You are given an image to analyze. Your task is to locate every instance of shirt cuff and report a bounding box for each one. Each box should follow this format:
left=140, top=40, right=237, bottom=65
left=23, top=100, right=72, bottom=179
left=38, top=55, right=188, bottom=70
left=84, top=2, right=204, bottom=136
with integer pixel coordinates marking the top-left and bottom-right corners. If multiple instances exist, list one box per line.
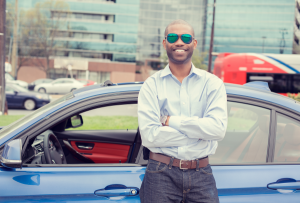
left=169, top=116, right=182, bottom=131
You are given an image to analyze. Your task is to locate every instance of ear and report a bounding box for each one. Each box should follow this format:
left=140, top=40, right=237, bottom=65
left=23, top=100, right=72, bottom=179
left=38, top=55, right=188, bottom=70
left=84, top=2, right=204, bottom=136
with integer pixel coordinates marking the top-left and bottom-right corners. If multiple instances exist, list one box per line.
left=163, top=39, right=167, bottom=50
left=193, top=39, right=198, bottom=50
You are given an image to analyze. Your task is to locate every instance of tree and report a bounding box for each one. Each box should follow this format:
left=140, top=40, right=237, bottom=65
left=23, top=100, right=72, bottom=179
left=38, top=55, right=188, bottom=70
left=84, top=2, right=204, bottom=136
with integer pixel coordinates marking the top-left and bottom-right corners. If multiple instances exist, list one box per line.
left=21, top=0, right=70, bottom=75
left=5, top=2, right=30, bottom=78
left=160, top=49, right=207, bottom=70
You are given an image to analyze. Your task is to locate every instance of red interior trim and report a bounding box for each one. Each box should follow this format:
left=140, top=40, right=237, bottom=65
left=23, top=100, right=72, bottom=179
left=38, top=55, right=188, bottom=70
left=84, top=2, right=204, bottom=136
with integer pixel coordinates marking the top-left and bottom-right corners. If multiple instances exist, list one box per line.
left=70, top=141, right=130, bottom=163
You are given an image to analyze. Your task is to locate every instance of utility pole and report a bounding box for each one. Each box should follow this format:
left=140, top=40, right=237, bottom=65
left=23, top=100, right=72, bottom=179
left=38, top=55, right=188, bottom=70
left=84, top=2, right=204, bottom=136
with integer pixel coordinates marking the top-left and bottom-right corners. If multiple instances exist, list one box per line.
left=11, top=0, right=18, bottom=78
left=208, top=0, right=216, bottom=73
left=0, top=0, right=6, bottom=115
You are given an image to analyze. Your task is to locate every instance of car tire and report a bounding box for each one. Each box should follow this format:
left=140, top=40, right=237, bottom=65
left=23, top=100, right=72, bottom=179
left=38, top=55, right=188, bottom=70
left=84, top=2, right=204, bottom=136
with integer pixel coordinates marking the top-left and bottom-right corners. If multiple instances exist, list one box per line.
left=38, top=88, right=46, bottom=93
left=24, top=99, right=36, bottom=110
left=70, top=88, right=76, bottom=92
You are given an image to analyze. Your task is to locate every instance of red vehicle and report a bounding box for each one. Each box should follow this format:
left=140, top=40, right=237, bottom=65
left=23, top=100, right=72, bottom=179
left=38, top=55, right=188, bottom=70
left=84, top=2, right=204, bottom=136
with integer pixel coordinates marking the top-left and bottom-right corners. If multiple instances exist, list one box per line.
left=76, top=79, right=97, bottom=86
left=213, top=53, right=300, bottom=95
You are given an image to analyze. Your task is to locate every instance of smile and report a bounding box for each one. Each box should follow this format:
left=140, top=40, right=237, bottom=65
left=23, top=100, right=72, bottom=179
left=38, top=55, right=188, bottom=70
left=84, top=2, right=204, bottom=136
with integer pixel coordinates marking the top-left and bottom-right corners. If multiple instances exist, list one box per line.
left=175, top=49, right=186, bottom=53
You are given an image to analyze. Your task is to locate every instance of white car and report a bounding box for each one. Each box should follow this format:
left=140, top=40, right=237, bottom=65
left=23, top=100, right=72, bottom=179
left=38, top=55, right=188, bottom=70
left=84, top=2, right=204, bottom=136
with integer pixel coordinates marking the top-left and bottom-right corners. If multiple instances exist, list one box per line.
left=5, top=72, right=28, bottom=89
left=34, top=78, right=85, bottom=94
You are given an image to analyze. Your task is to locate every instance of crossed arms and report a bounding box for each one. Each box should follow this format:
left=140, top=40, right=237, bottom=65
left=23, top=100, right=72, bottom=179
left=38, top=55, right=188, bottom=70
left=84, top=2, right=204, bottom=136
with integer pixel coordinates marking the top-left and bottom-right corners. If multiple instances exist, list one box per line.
left=138, top=78, right=228, bottom=149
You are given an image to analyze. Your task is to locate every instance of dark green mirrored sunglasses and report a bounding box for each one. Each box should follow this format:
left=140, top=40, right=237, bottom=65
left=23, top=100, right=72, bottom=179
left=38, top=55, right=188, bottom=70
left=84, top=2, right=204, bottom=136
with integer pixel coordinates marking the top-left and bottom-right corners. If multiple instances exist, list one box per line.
left=166, top=33, right=194, bottom=44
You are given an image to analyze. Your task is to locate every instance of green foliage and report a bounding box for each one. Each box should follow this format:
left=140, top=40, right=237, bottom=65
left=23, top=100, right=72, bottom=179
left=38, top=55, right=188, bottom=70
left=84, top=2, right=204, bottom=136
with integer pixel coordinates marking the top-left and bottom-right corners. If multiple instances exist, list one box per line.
left=0, top=115, right=25, bottom=126
left=72, top=116, right=139, bottom=130
left=160, top=49, right=207, bottom=70
left=287, top=93, right=300, bottom=102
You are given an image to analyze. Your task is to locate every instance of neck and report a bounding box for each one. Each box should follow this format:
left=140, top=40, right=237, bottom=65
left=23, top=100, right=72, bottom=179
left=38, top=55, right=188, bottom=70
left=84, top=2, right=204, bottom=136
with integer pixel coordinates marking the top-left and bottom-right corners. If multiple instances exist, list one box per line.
left=168, top=60, right=192, bottom=83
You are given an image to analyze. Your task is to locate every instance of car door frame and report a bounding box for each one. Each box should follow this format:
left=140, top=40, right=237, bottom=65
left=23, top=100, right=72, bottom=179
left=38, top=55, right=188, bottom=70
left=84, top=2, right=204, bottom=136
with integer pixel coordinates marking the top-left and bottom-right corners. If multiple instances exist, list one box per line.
left=227, top=94, right=300, bottom=163
left=8, top=92, right=140, bottom=159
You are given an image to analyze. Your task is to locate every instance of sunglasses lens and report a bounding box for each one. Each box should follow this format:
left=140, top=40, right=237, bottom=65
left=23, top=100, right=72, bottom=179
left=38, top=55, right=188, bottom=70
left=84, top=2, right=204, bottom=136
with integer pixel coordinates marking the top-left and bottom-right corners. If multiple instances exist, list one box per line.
left=181, top=34, right=193, bottom=44
left=167, top=33, right=178, bottom=43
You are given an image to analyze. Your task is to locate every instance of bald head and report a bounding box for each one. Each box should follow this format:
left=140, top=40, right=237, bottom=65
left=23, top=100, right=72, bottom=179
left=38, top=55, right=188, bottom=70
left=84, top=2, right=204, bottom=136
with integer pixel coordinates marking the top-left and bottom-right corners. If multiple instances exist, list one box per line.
left=164, top=19, right=194, bottom=37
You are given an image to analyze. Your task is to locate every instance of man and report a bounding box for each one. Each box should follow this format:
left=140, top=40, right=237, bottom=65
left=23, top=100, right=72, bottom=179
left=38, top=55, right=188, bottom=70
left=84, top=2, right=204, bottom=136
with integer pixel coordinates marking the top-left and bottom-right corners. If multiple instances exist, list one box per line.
left=138, top=19, right=227, bottom=203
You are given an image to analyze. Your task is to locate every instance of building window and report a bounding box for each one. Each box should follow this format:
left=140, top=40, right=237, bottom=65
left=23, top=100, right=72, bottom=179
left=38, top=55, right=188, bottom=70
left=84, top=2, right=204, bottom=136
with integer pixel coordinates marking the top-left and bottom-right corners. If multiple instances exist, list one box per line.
left=51, top=11, right=115, bottom=23
left=89, top=71, right=110, bottom=84
left=54, top=50, right=113, bottom=60
left=52, top=31, right=113, bottom=42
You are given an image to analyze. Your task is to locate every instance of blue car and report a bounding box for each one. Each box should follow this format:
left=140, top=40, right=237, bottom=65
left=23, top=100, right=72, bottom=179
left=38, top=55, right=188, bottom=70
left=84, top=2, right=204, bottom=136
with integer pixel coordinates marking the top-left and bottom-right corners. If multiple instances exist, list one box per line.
left=0, top=81, right=300, bottom=202
left=5, top=83, right=51, bottom=110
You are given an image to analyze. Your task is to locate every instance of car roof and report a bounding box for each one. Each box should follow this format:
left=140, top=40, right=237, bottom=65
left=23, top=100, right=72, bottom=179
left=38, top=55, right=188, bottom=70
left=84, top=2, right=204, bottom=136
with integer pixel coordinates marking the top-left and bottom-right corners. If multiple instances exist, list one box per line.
left=72, top=81, right=300, bottom=113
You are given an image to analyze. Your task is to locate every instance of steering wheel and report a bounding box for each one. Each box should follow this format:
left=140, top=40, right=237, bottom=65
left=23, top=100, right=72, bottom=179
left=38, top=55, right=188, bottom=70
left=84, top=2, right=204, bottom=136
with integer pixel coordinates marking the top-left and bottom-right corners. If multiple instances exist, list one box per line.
left=43, top=131, right=67, bottom=164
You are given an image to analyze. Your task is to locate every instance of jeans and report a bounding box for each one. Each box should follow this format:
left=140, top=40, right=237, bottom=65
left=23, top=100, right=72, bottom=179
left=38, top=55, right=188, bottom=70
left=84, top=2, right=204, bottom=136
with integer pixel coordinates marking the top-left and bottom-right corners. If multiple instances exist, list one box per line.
left=140, top=158, right=219, bottom=203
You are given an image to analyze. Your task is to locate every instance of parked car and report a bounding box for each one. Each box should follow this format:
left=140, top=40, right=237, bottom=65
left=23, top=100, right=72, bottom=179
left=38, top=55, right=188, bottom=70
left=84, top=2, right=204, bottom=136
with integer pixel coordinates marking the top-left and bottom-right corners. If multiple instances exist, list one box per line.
left=77, top=79, right=97, bottom=86
left=5, top=83, right=50, bottom=110
left=28, top=78, right=53, bottom=91
left=1, top=81, right=300, bottom=202
left=34, top=78, right=85, bottom=94
left=5, top=72, right=28, bottom=89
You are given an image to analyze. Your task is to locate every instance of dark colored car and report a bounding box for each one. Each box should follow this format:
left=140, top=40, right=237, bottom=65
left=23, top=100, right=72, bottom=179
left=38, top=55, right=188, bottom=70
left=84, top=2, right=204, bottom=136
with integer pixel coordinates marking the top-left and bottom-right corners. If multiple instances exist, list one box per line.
left=28, top=78, right=53, bottom=91
left=5, top=83, right=51, bottom=110
left=0, top=81, right=300, bottom=202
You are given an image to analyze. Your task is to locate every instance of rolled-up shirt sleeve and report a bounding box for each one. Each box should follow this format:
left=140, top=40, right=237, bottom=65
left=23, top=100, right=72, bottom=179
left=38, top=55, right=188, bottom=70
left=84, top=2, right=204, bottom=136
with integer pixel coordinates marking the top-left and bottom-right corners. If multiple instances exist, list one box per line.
left=169, top=79, right=227, bottom=141
left=138, top=78, right=199, bottom=148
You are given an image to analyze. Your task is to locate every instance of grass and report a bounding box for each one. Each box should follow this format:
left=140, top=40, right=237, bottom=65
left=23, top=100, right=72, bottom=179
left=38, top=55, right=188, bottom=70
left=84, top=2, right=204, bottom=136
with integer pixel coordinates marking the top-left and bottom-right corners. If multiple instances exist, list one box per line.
left=0, top=115, right=25, bottom=127
left=0, top=115, right=138, bottom=130
left=227, top=117, right=256, bottom=131
left=70, top=116, right=139, bottom=130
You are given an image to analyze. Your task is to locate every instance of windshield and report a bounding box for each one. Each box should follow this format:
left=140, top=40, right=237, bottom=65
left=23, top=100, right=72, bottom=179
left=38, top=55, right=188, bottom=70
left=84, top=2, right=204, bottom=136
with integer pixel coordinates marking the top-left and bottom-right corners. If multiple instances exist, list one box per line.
left=11, top=84, right=29, bottom=92
left=0, top=92, right=74, bottom=140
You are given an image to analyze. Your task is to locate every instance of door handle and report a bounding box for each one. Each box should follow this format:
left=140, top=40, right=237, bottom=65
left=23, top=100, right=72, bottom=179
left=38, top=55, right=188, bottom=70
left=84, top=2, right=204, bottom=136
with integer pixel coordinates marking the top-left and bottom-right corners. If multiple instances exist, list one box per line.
left=94, top=184, right=139, bottom=197
left=78, top=145, right=93, bottom=150
left=267, top=178, right=300, bottom=191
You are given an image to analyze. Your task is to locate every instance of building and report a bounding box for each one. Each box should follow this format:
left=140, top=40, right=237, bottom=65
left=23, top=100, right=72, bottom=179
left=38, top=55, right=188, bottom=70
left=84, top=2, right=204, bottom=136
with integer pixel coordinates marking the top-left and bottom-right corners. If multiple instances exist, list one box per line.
left=6, top=0, right=140, bottom=83
left=137, top=0, right=207, bottom=71
left=205, top=0, right=298, bottom=58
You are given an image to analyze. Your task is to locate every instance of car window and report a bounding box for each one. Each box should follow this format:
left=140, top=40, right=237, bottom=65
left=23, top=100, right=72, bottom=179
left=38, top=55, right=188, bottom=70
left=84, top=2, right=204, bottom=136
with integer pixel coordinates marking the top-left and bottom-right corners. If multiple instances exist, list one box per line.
left=53, top=80, right=64, bottom=84
left=68, top=104, right=138, bottom=130
left=35, top=79, right=44, bottom=85
left=63, top=80, right=73, bottom=84
left=210, top=101, right=270, bottom=164
left=274, top=113, right=300, bottom=163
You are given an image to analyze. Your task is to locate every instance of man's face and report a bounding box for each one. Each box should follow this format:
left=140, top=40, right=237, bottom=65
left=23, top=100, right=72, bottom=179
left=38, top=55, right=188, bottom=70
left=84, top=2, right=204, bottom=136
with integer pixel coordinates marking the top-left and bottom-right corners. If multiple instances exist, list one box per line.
left=163, top=24, right=197, bottom=65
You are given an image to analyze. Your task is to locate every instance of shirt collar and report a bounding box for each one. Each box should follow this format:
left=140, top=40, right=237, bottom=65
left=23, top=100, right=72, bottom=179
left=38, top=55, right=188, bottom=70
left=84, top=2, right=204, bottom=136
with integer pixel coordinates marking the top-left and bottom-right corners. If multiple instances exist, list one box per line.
left=160, top=63, right=203, bottom=78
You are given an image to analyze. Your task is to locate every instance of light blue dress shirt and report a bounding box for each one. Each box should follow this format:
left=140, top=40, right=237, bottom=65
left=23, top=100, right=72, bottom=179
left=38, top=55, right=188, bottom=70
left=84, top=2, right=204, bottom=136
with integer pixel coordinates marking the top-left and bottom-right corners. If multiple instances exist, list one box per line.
left=138, top=64, right=228, bottom=160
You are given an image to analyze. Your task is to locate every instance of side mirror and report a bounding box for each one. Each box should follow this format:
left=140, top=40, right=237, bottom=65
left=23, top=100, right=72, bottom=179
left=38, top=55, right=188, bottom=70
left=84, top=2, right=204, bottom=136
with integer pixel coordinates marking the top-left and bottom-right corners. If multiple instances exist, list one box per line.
left=14, top=90, right=18, bottom=95
left=66, top=115, right=83, bottom=129
left=0, top=139, right=22, bottom=168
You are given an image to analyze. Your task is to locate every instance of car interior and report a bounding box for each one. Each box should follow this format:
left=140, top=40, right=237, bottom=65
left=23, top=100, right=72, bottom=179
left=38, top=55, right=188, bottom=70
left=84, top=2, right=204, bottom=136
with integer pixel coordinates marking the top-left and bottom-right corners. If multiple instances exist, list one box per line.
left=21, top=103, right=144, bottom=166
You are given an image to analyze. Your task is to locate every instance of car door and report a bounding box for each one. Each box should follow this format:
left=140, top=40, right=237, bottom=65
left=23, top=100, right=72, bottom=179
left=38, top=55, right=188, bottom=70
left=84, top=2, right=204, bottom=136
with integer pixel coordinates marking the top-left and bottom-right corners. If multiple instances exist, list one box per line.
left=210, top=96, right=300, bottom=202
left=0, top=93, right=144, bottom=202
left=59, top=79, right=74, bottom=94
left=55, top=104, right=139, bottom=164
left=5, top=86, right=16, bottom=107
left=48, top=80, right=64, bottom=94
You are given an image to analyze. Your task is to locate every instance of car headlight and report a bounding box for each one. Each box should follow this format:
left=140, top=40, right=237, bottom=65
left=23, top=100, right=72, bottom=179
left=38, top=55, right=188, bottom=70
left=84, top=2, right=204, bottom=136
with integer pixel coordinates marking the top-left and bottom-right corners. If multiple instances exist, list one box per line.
left=35, top=95, right=42, bottom=99
left=35, top=94, right=49, bottom=100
